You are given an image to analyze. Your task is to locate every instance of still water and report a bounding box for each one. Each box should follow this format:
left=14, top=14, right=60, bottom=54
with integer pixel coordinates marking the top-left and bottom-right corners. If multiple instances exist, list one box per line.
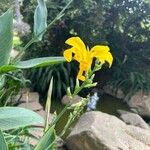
left=50, top=94, right=129, bottom=136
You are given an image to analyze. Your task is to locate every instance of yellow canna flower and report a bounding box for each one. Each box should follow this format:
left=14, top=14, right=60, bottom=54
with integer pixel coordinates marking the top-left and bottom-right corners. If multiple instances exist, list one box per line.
left=63, top=37, right=113, bottom=81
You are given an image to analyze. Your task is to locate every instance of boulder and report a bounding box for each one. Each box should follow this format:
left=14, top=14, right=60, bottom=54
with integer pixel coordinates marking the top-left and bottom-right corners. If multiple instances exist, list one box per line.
left=66, top=111, right=150, bottom=150
left=61, top=95, right=82, bottom=105
left=18, top=101, right=43, bottom=111
left=103, top=85, right=125, bottom=99
left=12, top=88, right=39, bottom=103
left=117, top=109, right=149, bottom=129
left=128, top=91, right=150, bottom=118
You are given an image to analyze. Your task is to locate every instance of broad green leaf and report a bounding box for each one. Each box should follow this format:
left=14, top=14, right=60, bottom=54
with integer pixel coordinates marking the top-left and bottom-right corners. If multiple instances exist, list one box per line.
left=0, top=107, right=44, bottom=131
left=0, top=130, right=8, bottom=150
left=34, top=126, right=56, bottom=150
left=0, top=57, right=65, bottom=73
left=34, top=0, right=47, bottom=41
left=0, top=9, right=13, bottom=66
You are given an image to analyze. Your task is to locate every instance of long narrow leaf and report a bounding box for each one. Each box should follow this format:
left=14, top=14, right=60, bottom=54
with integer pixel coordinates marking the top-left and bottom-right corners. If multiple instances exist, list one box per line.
left=34, top=126, right=56, bottom=150
left=0, top=57, right=65, bottom=73
left=44, top=77, right=53, bottom=132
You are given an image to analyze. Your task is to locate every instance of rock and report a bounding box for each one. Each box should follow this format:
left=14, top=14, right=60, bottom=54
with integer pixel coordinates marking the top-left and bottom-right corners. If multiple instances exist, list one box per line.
left=56, top=137, right=66, bottom=150
left=66, top=111, right=150, bottom=150
left=61, top=95, right=82, bottom=105
left=18, top=101, right=43, bottom=111
left=117, top=109, right=149, bottom=129
left=128, top=90, right=150, bottom=118
left=12, top=88, right=39, bottom=104
left=19, top=92, right=40, bottom=103
left=29, top=128, right=43, bottom=146
left=103, top=85, right=125, bottom=99
left=117, top=109, right=129, bottom=115
left=130, top=108, right=139, bottom=114
left=37, top=110, right=54, bottom=122
left=21, top=88, right=31, bottom=93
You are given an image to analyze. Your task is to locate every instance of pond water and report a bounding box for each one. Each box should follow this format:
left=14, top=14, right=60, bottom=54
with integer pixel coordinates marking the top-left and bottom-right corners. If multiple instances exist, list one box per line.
left=50, top=94, right=130, bottom=136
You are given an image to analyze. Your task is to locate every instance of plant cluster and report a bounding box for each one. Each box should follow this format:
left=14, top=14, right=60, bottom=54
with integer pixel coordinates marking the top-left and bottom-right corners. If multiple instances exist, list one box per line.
left=19, top=0, right=150, bottom=99
left=0, top=0, right=113, bottom=149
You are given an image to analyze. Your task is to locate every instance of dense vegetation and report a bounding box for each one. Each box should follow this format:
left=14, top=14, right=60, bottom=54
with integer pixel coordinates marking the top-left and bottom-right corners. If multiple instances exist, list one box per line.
left=0, top=0, right=149, bottom=149
left=20, top=0, right=150, bottom=99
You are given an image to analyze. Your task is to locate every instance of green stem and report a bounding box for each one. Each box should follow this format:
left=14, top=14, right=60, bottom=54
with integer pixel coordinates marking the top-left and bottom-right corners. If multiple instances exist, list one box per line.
left=72, top=81, right=87, bottom=97
left=59, top=114, right=73, bottom=137
left=72, top=68, right=96, bottom=96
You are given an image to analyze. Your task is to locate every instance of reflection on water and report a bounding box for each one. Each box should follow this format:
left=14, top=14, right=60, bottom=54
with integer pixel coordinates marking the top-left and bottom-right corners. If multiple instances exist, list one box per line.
left=87, top=92, right=99, bottom=111
left=50, top=94, right=129, bottom=136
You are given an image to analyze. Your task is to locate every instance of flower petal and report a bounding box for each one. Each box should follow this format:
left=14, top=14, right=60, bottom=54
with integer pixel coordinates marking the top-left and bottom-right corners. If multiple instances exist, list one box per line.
left=91, top=45, right=113, bottom=67
left=63, top=48, right=73, bottom=62
left=65, top=37, right=87, bottom=60
left=63, top=47, right=83, bottom=62
left=65, top=37, right=86, bottom=50
left=77, top=67, right=86, bottom=81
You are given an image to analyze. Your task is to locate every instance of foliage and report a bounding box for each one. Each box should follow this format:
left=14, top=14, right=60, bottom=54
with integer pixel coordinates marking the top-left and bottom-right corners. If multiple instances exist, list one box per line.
left=0, top=9, right=13, bottom=66
left=0, top=70, right=29, bottom=106
left=0, top=1, right=75, bottom=149
left=109, top=59, right=150, bottom=99
left=20, top=0, right=76, bottom=100
left=26, top=62, right=78, bottom=100
left=21, top=0, right=150, bottom=99
left=0, top=107, right=44, bottom=131
left=0, top=0, right=115, bottom=149
left=0, top=0, right=13, bottom=15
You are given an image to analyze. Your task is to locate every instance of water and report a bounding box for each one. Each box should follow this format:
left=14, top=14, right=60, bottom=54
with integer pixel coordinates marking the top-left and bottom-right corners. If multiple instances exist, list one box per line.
left=87, top=92, right=99, bottom=111
left=50, top=94, right=129, bottom=136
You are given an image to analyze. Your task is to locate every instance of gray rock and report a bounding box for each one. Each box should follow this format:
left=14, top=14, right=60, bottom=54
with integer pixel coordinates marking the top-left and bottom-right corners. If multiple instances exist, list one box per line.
left=66, top=111, right=150, bottom=150
left=118, top=110, right=149, bottom=129
left=18, top=101, right=43, bottom=111
left=12, top=90, right=40, bottom=103
left=128, top=90, right=150, bottom=118
left=117, top=109, right=129, bottom=115
left=61, top=95, right=82, bottom=105
left=20, top=92, right=40, bottom=103
left=103, top=85, right=125, bottom=99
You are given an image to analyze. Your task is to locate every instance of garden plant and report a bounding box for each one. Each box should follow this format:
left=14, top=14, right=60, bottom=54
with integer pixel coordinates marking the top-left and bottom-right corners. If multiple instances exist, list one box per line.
left=0, top=0, right=113, bottom=149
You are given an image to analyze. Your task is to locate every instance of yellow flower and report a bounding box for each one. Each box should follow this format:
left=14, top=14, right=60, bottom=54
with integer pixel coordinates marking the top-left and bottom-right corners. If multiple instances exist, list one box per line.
left=63, top=37, right=113, bottom=81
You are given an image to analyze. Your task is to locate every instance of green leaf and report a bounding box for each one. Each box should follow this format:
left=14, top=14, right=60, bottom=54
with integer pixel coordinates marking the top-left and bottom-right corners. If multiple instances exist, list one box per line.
left=0, top=130, right=8, bottom=150
left=0, top=9, right=13, bottom=66
left=34, top=0, right=47, bottom=41
left=0, top=107, right=44, bottom=131
left=0, top=57, right=66, bottom=73
left=34, top=126, right=56, bottom=150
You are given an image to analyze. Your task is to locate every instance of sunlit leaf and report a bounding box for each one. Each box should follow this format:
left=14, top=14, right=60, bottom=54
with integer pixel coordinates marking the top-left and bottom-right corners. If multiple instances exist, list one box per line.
left=0, top=9, right=13, bottom=66
left=0, top=107, right=44, bottom=131
left=34, top=0, right=47, bottom=41
left=0, top=57, right=65, bottom=73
